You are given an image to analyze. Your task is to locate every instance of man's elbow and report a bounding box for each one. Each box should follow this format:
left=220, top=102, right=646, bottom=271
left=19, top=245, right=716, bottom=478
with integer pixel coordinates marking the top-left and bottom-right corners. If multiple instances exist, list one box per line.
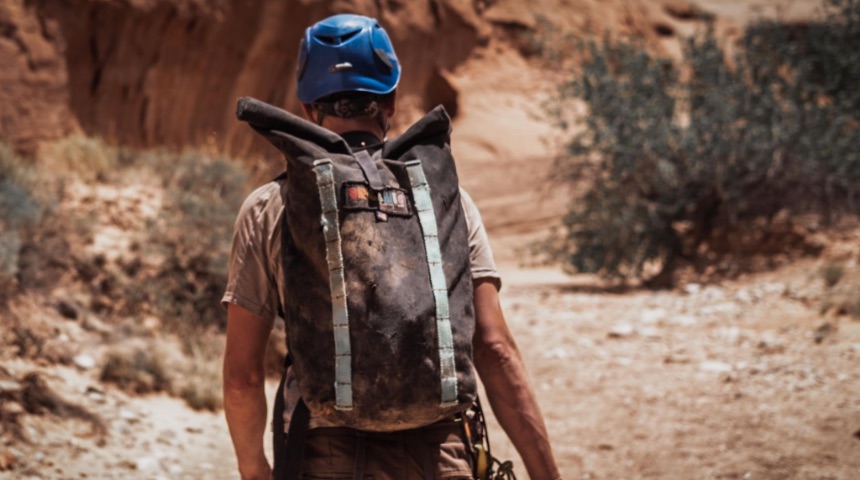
left=474, top=336, right=520, bottom=371
left=223, top=363, right=266, bottom=393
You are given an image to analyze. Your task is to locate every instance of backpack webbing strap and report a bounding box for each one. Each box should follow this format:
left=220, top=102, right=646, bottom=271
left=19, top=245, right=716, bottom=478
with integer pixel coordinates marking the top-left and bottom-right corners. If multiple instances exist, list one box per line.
left=405, top=160, right=458, bottom=406
left=313, top=159, right=353, bottom=410
left=354, top=149, right=386, bottom=191
left=283, top=398, right=311, bottom=480
left=272, top=366, right=288, bottom=479
left=273, top=356, right=306, bottom=480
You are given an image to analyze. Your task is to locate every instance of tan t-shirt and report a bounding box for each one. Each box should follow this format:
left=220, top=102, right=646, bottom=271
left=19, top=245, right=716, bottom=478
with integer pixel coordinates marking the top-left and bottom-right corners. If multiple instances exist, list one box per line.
left=221, top=177, right=500, bottom=429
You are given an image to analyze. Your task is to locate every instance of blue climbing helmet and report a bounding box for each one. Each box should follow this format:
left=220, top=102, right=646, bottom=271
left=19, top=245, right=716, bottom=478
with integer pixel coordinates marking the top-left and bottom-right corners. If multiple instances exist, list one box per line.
left=296, top=14, right=401, bottom=104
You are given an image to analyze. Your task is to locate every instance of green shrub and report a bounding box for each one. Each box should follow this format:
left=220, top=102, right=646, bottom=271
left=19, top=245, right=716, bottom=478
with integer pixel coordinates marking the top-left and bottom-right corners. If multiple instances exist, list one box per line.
left=821, top=263, right=845, bottom=287
left=126, top=150, right=248, bottom=332
left=100, top=346, right=171, bottom=394
left=179, top=354, right=223, bottom=411
left=544, top=0, right=860, bottom=286
left=40, top=135, right=117, bottom=182
left=0, top=145, right=41, bottom=302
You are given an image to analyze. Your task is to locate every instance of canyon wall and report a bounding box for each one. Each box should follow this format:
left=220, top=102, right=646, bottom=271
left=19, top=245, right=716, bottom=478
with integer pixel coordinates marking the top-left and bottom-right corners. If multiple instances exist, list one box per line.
left=1, top=0, right=494, bottom=157
left=0, top=0, right=747, bottom=158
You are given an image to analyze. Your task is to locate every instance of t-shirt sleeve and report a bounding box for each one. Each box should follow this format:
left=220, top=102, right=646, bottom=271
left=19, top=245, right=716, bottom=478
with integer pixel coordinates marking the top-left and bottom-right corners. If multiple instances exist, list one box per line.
left=221, top=182, right=283, bottom=326
left=459, top=188, right=502, bottom=290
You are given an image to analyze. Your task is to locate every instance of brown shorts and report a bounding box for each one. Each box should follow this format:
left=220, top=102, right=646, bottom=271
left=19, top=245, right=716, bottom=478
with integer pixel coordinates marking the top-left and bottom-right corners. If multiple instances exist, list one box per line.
left=299, top=420, right=475, bottom=480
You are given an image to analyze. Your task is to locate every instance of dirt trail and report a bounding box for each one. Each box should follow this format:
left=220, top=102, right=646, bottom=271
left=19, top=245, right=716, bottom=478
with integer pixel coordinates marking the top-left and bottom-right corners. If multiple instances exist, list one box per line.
left=5, top=253, right=858, bottom=479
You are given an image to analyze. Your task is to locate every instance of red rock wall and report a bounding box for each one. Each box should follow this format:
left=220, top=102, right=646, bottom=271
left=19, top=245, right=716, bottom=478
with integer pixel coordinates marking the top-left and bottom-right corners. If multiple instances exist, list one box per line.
left=1, top=0, right=488, bottom=157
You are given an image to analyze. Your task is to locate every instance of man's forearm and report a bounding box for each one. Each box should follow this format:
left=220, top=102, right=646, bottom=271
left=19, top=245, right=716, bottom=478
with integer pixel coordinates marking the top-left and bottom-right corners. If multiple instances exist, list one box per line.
left=476, top=340, right=562, bottom=480
left=472, top=280, right=562, bottom=480
left=223, top=380, right=270, bottom=479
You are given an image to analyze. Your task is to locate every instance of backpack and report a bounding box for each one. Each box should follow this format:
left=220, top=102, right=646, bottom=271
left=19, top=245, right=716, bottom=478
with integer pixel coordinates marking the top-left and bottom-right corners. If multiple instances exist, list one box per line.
left=236, top=97, right=477, bottom=431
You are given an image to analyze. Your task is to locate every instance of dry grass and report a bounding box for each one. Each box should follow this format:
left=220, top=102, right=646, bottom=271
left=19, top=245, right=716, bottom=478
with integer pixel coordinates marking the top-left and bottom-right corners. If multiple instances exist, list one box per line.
left=100, top=343, right=171, bottom=394
left=38, top=135, right=117, bottom=183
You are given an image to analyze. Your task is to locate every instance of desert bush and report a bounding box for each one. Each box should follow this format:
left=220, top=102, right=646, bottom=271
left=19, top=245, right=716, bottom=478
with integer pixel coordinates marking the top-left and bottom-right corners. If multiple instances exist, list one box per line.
left=123, top=149, right=248, bottom=332
left=179, top=354, right=223, bottom=411
left=0, top=145, right=41, bottom=303
left=544, top=0, right=860, bottom=286
left=100, top=345, right=171, bottom=394
left=39, top=135, right=117, bottom=183
left=820, top=263, right=845, bottom=287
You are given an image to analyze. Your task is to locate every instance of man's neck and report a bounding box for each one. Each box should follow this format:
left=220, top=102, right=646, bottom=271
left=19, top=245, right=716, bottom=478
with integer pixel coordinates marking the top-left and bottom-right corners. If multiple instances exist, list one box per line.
left=341, top=131, right=383, bottom=150
left=322, top=116, right=385, bottom=141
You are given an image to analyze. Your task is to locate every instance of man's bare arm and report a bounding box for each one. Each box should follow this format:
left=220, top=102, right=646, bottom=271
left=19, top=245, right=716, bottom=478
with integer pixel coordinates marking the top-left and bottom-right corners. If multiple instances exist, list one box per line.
left=472, top=279, right=563, bottom=480
left=223, top=303, right=273, bottom=480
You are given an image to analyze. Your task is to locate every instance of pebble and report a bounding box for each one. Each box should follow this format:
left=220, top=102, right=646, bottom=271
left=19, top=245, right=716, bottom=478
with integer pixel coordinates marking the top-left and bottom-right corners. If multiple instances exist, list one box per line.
left=135, top=456, right=159, bottom=471
left=2, top=401, right=24, bottom=415
left=56, top=300, right=79, bottom=320
left=0, top=379, right=22, bottom=394
left=640, top=308, right=666, bottom=324
left=73, top=354, right=96, bottom=370
left=670, top=315, right=699, bottom=326
left=699, top=361, right=733, bottom=373
left=608, top=324, right=635, bottom=338
left=543, top=347, right=574, bottom=359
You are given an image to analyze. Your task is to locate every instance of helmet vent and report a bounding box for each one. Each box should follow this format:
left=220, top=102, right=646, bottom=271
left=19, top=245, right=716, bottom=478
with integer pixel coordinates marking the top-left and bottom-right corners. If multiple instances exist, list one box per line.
left=315, top=30, right=361, bottom=46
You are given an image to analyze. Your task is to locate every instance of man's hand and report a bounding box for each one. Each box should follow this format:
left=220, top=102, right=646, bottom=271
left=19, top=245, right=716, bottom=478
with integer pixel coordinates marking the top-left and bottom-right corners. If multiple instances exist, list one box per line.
left=223, top=303, right=274, bottom=480
left=472, top=278, right=564, bottom=480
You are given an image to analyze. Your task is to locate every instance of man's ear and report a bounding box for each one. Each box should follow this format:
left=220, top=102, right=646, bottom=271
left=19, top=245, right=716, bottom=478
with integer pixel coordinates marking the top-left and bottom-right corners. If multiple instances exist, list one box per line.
left=301, top=104, right=317, bottom=123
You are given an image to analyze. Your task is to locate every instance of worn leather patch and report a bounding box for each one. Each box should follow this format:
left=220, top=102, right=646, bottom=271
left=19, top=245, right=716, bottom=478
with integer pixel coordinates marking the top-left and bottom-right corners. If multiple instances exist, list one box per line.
left=342, top=182, right=412, bottom=217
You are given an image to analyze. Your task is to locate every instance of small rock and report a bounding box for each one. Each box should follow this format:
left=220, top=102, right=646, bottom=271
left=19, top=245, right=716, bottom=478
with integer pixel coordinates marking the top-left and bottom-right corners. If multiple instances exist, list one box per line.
left=684, top=283, right=701, bottom=295
left=1, top=401, right=24, bottom=415
left=608, top=324, right=635, bottom=338
left=814, top=323, right=835, bottom=344
left=119, top=410, right=141, bottom=423
left=664, top=355, right=691, bottom=364
left=0, top=379, right=22, bottom=394
left=701, top=303, right=737, bottom=315
left=185, top=426, right=203, bottom=434
left=134, top=457, right=158, bottom=471
left=73, top=354, right=96, bottom=370
left=640, top=308, right=666, bottom=324
left=670, top=315, right=699, bottom=326
left=640, top=327, right=662, bottom=339
left=543, top=347, right=573, bottom=359
left=854, top=428, right=860, bottom=441
left=56, top=300, right=79, bottom=320
left=757, top=339, right=785, bottom=354
left=736, top=289, right=754, bottom=303
left=699, top=361, right=733, bottom=373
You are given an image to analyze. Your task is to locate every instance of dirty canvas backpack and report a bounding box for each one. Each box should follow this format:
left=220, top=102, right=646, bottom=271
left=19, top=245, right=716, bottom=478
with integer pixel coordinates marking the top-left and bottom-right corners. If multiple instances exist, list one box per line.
left=236, top=97, right=477, bottom=433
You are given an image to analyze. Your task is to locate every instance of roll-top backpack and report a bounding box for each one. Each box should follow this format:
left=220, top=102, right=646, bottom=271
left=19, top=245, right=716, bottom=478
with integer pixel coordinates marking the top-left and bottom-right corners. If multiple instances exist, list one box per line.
left=235, top=97, right=477, bottom=433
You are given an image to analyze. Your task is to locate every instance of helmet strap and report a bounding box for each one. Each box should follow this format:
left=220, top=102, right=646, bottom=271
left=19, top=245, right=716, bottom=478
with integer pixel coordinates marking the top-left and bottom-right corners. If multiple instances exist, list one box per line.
left=376, top=111, right=390, bottom=138
left=315, top=110, right=326, bottom=127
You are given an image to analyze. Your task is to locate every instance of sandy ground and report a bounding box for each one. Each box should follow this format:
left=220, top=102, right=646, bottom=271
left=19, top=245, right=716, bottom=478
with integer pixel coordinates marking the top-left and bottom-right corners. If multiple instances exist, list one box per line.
left=3, top=252, right=859, bottom=479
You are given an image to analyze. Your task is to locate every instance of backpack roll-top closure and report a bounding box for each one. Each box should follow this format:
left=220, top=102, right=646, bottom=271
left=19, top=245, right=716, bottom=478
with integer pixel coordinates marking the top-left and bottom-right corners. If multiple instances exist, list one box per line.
left=237, top=97, right=477, bottom=431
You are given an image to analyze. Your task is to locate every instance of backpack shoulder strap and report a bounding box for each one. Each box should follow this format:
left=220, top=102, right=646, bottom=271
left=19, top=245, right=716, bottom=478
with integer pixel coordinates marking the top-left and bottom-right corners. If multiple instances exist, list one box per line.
left=272, top=355, right=312, bottom=480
